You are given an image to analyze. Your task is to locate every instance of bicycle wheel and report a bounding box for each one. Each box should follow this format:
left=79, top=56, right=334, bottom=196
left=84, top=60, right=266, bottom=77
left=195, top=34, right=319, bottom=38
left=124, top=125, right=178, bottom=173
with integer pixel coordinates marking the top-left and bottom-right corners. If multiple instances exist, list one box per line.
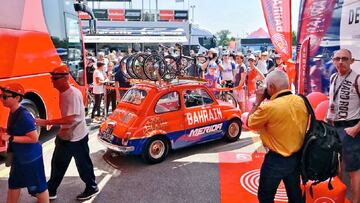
left=119, top=56, right=132, bottom=79
left=164, top=55, right=178, bottom=80
left=220, top=92, right=238, bottom=108
left=126, top=55, right=138, bottom=79
left=131, top=53, right=149, bottom=80
left=143, top=54, right=167, bottom=81
left=178, top=57, right=190, bottom=76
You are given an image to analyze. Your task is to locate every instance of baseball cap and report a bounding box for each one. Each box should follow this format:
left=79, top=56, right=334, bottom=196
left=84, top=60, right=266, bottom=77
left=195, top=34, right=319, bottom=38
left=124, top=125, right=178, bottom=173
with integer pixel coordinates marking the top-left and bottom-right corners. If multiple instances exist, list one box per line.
left=248, top=54, right=256, bottom=61
left=222, top=50, right=230, bottom=55
left=208, top=48, right=218, bottom=54
left=0, top=83, right=25, bottom=96
left=50, top=64, right=70, bottom=76
left=274, top=54, right=281, bottom=59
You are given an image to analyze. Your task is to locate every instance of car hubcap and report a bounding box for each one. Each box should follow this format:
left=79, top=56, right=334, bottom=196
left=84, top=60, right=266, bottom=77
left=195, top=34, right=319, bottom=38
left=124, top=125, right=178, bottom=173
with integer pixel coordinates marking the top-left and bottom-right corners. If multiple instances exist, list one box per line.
left=228, top=122, right=240, bottom=138
left=149, top=140, right=165, bottom=159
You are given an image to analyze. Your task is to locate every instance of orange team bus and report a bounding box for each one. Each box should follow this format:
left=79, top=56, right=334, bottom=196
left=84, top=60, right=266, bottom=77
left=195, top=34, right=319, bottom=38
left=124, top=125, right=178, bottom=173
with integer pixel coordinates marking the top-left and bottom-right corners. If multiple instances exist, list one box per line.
left=0, top=0, right=96, bottom=152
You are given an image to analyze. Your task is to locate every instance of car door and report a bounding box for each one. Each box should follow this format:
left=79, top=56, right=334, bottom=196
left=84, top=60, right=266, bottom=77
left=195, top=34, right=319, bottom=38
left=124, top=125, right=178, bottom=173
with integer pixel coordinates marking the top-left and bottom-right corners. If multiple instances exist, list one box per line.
left=182, top=88, right=226, bottom=145
left=151, top=91, right=186, bottom=150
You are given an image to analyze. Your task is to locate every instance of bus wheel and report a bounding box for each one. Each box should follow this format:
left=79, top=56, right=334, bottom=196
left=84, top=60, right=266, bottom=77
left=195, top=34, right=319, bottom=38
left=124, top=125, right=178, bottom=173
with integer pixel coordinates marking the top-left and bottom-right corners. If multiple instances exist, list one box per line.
left=21, top=99, right=41, bottom=135
left=142, top=136, right=169, bottom=164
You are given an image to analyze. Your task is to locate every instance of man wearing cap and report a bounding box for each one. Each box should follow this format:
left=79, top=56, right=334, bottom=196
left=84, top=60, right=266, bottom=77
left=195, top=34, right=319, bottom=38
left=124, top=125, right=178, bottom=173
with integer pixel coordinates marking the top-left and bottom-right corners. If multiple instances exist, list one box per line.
left=219, top=50, right=236, bottom=88
left=36, top=65, right=99, bottom=201
left=257, top=52, right=270, bottom=76
left=0, top=83, right=49, bottom=203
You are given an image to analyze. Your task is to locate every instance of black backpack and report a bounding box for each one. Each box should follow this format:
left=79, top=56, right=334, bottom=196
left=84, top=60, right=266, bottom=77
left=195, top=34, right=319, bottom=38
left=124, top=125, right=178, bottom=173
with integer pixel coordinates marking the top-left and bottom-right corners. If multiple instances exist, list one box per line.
left=298, top=94, right=342, bottom=197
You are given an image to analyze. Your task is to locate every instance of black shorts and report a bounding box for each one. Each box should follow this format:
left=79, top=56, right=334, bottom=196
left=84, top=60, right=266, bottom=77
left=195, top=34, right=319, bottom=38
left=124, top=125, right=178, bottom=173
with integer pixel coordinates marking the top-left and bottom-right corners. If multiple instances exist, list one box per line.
left=336, top=127, right=360, bottom=172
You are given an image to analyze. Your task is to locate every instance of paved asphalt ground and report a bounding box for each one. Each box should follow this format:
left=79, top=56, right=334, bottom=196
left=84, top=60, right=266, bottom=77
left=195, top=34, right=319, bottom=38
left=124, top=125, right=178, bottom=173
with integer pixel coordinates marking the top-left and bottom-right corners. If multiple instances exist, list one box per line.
left=0, top=124, right=258, bottom=203
left=0, top=123, right=351, bottom=203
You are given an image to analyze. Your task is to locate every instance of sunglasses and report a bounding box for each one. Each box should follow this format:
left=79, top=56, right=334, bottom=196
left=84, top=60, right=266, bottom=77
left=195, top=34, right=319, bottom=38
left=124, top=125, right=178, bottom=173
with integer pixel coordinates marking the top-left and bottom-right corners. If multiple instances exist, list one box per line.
left=0, top=94, right=16, bottom=100
left=332, top=57, right=350, bottom=62
left=51, top=76, right=64, bottom=81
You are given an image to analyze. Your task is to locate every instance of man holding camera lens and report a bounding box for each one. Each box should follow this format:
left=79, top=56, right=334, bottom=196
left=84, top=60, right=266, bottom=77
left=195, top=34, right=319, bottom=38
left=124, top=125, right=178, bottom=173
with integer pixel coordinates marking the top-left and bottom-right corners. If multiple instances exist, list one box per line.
left=247, top=70, right=308, bottom=203
left=201, top=48, right=220, bottom=78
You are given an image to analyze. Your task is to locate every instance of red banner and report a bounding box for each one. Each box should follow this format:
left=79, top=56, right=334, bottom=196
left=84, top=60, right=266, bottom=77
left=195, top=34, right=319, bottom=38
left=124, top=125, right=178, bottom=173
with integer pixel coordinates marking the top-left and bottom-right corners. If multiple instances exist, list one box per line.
left=159, top=10, right=174, bottom=21
left=297, top=0, right=336, bottom=57
left=108, top=9, right=125, bottom=21
left=298, top=37, right=311, bottom=94
left=261, top=0, right=292, bottom=61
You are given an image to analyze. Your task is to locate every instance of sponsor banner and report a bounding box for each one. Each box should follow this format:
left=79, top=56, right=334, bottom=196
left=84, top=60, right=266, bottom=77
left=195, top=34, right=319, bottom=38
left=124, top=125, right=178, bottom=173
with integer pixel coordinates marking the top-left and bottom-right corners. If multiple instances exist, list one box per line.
left=261, top=0, right=292, bottom=61
left=79, top=11, right=90, bottom=20
left=83, top=35, right=188, bottom=43
left=297, top=0, right=336, bottom=57
left=93, top=9, right=108, bottom=20
left=174, top=10, right=188, bottom=20
left=125, top=9, right=141, bottom=21
left=108, top=9, right=125, bottom=21
left=298, top=37, right=311, bottom=94
left=340, top=0, right=360, bottom=72
left=159, top=10, right=174, bottom=21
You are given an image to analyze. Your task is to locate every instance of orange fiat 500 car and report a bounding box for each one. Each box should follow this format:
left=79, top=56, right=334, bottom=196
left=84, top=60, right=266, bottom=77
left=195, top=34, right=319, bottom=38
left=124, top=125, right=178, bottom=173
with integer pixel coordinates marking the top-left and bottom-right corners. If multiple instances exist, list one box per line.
left=98, top=81, right=242, bottom=164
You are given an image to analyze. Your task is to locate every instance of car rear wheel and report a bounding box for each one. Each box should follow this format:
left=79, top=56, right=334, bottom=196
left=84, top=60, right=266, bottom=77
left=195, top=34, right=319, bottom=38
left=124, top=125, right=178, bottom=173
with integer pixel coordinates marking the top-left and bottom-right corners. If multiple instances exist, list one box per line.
left=225, top=119, right=241, bottom=142
left=21, top=99, right=42, bottom=135
left=142, top=136, right=169, bottom=164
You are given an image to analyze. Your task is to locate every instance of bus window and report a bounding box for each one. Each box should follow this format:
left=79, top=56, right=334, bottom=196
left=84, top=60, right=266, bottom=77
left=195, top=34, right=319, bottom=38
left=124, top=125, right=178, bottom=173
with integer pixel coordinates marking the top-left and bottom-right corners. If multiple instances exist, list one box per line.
left=65, top=14, right=85, bottom=85
left=199, top=37, right=216, bottom=50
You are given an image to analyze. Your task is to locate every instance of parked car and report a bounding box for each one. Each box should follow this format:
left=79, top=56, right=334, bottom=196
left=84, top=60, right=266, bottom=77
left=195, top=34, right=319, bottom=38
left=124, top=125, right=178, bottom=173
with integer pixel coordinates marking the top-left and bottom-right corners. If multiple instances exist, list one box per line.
left=98, top=80, right=242, bottom=164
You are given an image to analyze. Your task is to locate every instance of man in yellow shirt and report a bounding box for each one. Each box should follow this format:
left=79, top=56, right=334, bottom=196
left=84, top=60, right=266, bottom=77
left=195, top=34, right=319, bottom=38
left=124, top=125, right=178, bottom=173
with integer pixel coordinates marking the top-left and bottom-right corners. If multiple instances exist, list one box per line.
left=247, top=70, right=308, bottom=203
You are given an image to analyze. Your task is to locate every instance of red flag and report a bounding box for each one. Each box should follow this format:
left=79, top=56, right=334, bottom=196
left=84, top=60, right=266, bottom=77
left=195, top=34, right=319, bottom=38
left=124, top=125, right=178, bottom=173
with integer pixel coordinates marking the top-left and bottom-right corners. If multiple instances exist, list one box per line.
left=261, top=0, right=292, bottom=61
left=298, top=38, right=311, bottom=94
left=297, top=0, right=336, bottom=57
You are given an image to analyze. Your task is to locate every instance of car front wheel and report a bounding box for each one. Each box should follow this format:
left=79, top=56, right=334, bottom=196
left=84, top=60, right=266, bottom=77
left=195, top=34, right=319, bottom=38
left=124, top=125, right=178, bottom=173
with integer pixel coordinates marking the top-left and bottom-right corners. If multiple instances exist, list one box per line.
left=225, top=119, right=241, bottom=142
left=142, top=136, right=169, bottom=164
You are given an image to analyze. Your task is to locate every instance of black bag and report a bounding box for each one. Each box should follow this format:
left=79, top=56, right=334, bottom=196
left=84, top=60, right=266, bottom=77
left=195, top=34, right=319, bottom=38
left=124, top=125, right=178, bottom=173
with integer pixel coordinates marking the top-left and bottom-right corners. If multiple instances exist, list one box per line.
left=298, top=94, right=342, bottom=197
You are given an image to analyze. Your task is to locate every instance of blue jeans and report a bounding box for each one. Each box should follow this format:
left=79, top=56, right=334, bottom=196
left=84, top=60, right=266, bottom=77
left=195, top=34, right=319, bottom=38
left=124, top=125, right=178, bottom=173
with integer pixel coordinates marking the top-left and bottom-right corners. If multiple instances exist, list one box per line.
left=258, top=151, right=303, bottom=203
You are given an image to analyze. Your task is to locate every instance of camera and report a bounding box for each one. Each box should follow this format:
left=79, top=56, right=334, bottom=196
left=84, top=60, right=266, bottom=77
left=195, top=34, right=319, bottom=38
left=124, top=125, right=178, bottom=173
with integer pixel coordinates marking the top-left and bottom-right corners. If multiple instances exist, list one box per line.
left=255, top=80, right=271, bottom=100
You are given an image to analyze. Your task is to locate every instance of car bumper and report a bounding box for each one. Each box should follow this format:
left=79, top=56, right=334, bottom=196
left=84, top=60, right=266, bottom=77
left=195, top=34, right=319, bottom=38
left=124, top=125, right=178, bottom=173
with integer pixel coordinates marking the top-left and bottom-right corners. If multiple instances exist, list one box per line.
left=97, top=135, right=135, bottom=153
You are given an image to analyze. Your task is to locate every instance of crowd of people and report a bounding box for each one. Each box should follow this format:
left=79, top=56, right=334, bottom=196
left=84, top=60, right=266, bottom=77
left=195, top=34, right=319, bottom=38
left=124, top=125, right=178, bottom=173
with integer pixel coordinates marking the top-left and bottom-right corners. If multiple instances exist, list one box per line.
left=83, top=47, right=298, bottom=117
left=0, top=48, right=359, bottom=203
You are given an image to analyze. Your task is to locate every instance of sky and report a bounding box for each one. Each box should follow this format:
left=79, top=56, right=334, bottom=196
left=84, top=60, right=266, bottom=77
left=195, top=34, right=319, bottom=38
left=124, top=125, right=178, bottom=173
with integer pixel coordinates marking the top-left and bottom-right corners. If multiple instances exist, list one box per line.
left=92, top=0, right=301, bottom=38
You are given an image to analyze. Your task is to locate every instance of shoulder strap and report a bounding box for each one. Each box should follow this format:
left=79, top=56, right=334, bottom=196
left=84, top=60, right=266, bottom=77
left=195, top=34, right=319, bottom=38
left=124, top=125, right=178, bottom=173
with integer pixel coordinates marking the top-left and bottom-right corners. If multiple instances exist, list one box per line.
left=298, top=94, right=317, bottom=129
left=330, top=73, right=337, bottom=85
left=355, top=74, right=360, bottom=99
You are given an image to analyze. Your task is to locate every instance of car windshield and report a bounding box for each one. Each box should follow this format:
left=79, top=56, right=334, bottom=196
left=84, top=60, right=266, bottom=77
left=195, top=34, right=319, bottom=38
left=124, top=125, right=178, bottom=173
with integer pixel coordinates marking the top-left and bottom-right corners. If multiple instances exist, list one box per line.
left=121, top=89, right=147, bottom=105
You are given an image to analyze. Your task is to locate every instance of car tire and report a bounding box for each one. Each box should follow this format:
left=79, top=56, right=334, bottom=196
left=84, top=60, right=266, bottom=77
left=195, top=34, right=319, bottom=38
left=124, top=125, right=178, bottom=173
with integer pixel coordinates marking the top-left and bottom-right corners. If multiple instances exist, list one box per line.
left=225, top=119, right=241, bottom=142
left=142, top=136, right=169, bottom=164
left=21, top=99, right=42, bottom=135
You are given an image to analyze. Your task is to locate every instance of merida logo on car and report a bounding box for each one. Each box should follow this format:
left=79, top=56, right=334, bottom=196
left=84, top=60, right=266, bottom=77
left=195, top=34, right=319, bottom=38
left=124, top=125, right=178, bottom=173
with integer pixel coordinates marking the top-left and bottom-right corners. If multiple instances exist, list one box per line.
left=186, top=108, right=223, bottom=125
left=189, top=123, right=223, bottom=137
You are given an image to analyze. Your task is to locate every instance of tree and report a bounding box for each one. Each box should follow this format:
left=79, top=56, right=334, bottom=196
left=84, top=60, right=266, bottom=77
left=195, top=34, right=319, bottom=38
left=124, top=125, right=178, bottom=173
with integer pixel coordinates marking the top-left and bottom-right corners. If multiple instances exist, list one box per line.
left=216, top=30, right=231, bottom=47
left=292, top=31, right=297, bottom=45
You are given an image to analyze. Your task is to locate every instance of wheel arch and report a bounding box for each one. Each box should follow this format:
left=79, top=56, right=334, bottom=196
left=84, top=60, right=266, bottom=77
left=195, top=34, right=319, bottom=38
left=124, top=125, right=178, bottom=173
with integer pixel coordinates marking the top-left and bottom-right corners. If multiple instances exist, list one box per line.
left=23, top=92, right=47, bottom=119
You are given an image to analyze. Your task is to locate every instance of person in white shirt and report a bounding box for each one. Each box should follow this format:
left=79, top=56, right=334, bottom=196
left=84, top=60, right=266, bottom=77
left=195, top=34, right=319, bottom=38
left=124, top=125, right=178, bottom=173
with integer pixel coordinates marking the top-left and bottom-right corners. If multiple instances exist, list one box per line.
left=219, top=51, right=236, bottom=88
left=91, top=62, right=108, bottom=120
left=257, top=52, right=269, bottom=76
left=36, top=65, right=99, bottom=201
